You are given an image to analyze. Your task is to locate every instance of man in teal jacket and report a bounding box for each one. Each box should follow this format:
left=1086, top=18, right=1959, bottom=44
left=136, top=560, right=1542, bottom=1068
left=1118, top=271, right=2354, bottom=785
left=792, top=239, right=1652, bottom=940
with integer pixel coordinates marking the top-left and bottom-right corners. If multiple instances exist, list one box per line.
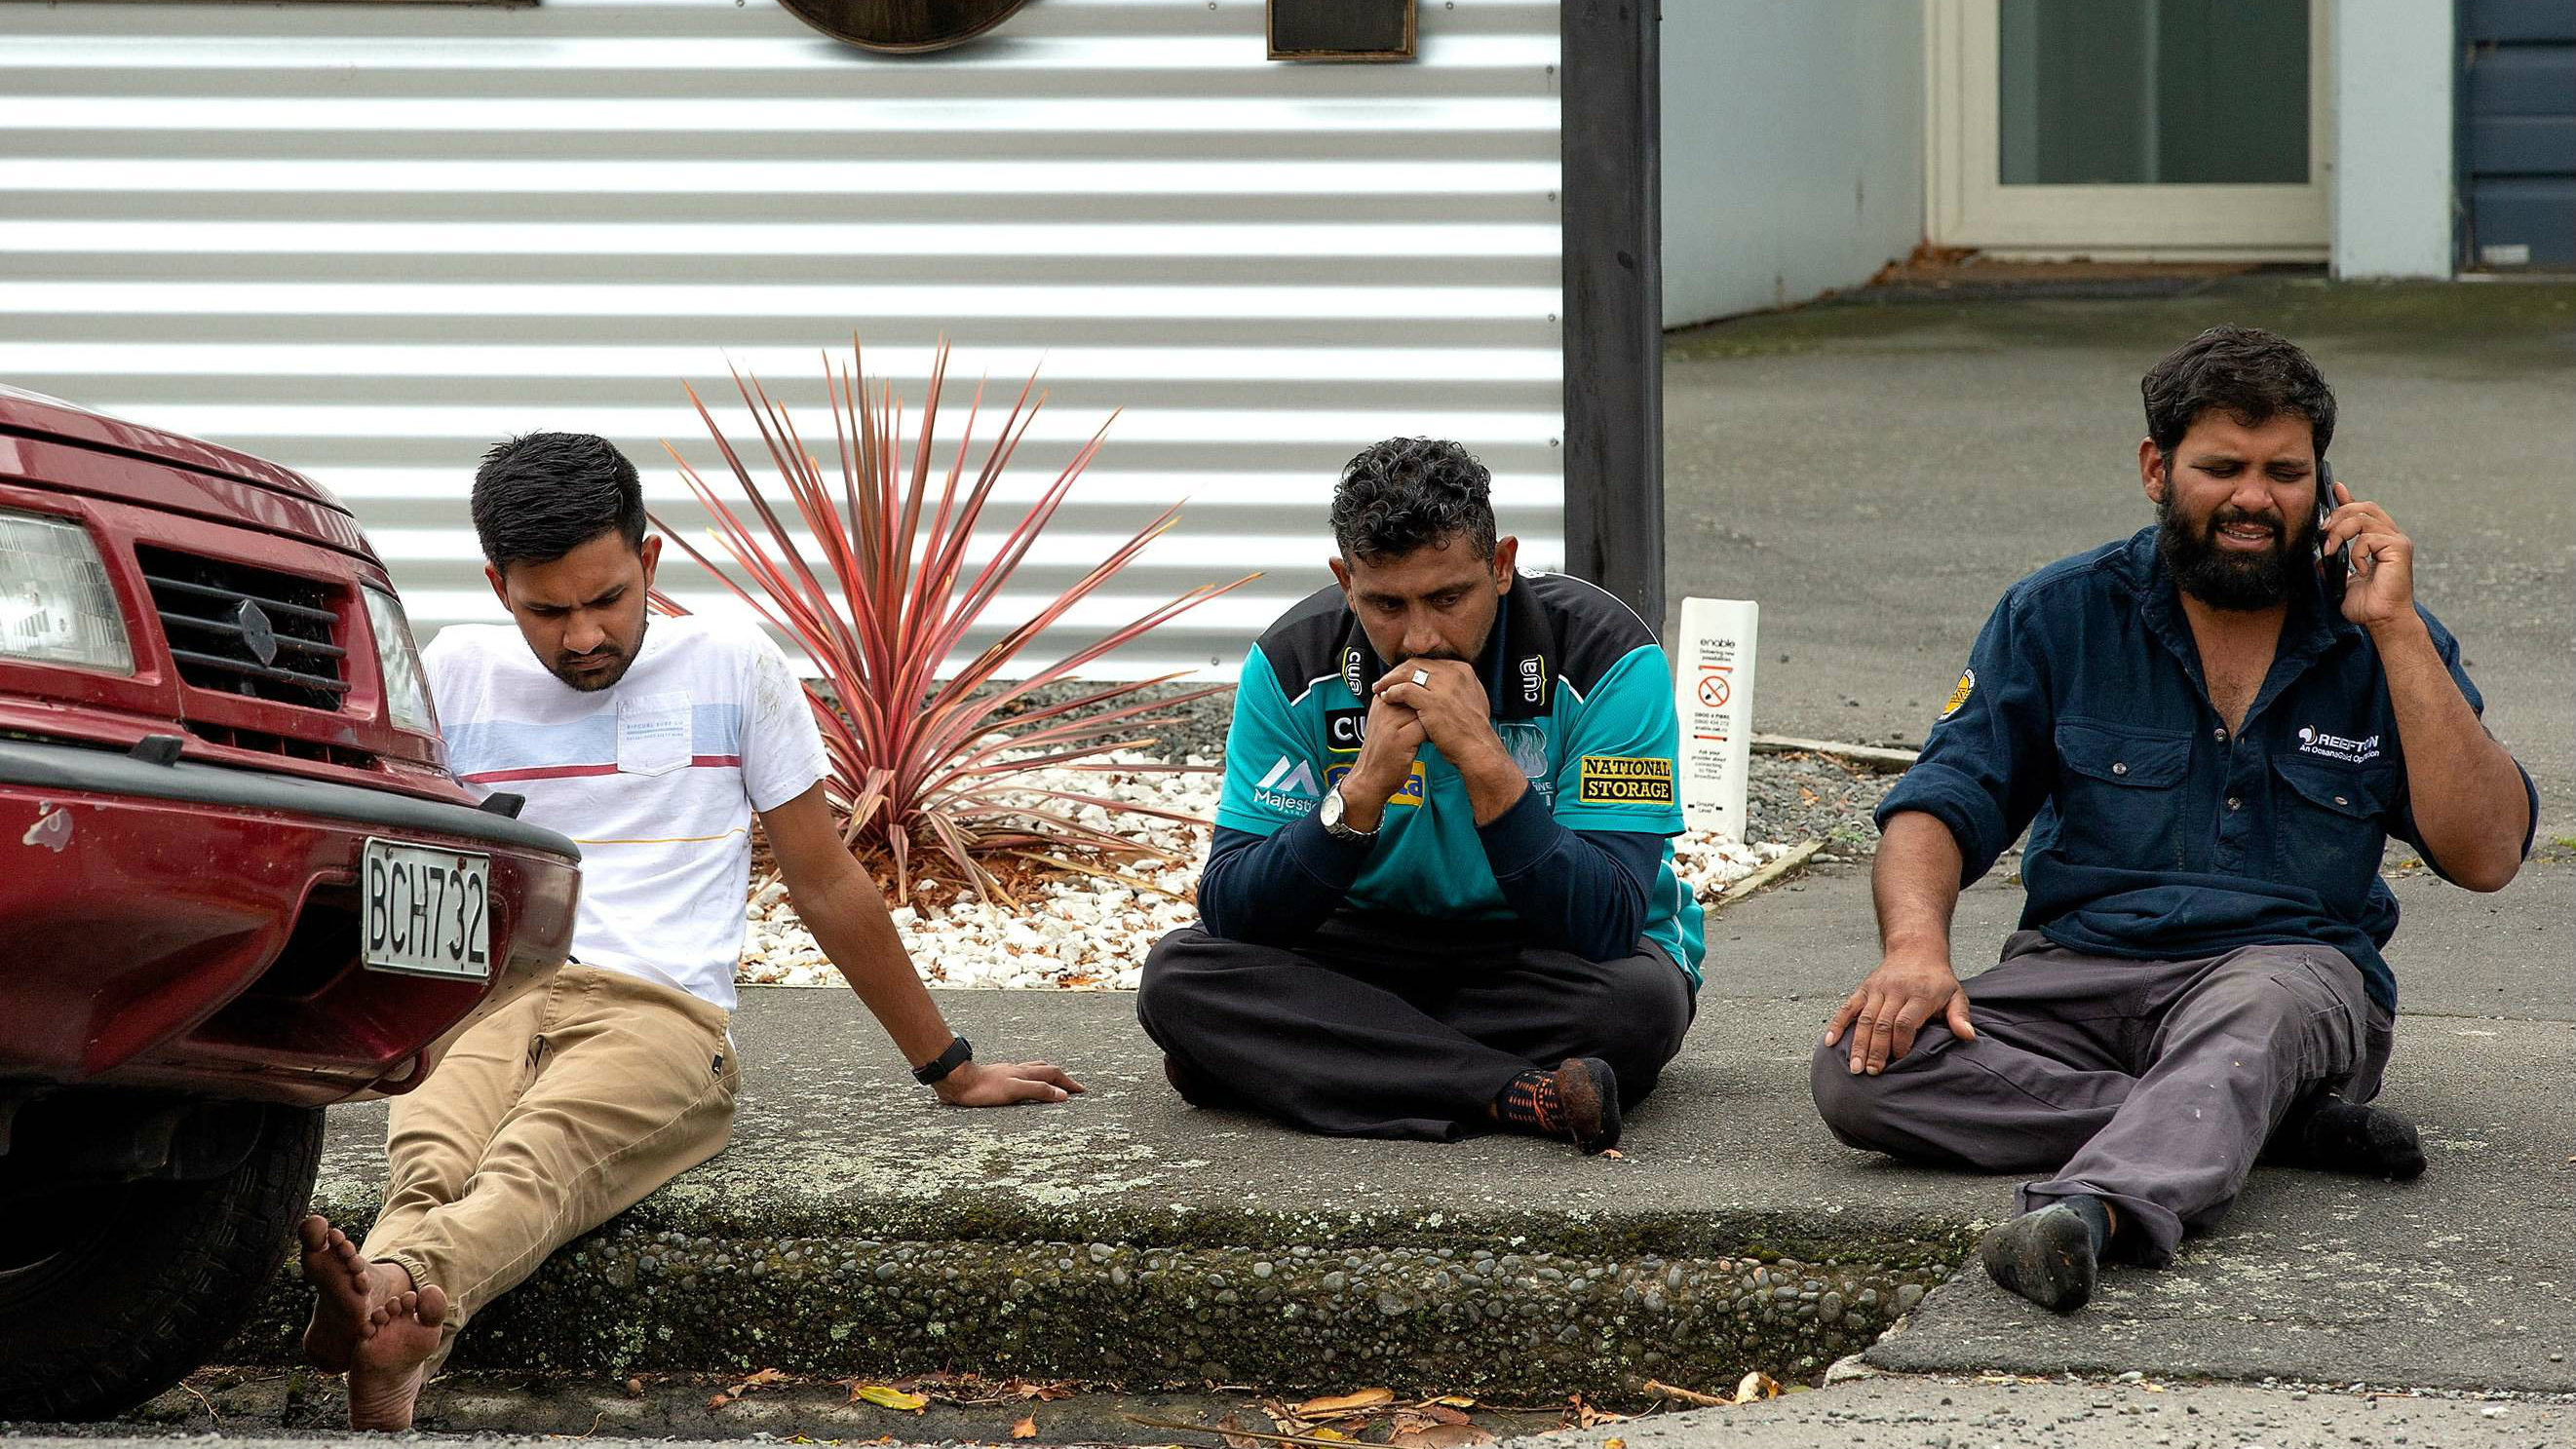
left=1137, top=438, right=1705, bottom=1153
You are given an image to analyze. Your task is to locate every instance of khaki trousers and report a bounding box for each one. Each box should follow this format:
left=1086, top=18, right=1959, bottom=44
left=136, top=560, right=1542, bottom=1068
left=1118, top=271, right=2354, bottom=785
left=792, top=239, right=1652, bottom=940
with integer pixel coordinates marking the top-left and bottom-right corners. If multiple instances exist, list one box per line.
left=360, top=962, right=740, bottom=1369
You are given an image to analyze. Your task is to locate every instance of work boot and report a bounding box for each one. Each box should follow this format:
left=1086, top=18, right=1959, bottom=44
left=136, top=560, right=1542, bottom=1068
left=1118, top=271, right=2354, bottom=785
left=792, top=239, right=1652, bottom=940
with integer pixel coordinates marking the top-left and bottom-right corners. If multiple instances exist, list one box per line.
left=1979, top=1198, right=2109, bottom=1313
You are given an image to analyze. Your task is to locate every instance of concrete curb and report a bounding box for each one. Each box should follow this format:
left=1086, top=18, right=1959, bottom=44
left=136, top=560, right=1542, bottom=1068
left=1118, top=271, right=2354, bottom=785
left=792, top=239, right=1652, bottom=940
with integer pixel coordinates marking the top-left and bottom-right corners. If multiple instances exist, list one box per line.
left=231, top=1178, right=1968, bottom=1396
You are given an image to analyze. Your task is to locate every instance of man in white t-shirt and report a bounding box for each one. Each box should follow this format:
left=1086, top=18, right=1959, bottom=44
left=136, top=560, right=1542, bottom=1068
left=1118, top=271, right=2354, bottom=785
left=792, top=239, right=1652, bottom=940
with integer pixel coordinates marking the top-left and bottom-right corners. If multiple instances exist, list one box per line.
left=295, top=433, right=1083, bottom=1430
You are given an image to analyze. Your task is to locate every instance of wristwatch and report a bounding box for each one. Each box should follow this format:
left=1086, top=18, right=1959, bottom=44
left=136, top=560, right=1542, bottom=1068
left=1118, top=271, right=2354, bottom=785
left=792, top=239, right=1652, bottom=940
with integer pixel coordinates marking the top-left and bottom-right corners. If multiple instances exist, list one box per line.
left=912, top=1035, right=973, bottom=1086
left=1318, top=785, right=1378, bottom=843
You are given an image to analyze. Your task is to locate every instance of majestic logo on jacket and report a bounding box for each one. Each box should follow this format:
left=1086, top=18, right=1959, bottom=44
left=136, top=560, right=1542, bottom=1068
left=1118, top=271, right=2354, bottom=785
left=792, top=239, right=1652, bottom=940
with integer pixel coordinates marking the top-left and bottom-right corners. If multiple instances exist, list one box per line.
left=1254, top=756, right=1323, bottom=812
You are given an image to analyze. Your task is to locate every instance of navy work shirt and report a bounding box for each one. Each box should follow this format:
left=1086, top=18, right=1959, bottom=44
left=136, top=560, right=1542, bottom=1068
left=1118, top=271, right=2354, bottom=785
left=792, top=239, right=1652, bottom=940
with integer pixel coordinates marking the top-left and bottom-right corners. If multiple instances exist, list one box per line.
left=1877, top=526, right=2537, bottom=1011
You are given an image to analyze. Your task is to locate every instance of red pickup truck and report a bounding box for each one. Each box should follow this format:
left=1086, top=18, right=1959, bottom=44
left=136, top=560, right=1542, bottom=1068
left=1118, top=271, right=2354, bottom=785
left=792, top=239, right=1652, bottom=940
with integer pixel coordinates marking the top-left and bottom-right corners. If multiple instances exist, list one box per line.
left=0, top=386, right=580, bottom=1421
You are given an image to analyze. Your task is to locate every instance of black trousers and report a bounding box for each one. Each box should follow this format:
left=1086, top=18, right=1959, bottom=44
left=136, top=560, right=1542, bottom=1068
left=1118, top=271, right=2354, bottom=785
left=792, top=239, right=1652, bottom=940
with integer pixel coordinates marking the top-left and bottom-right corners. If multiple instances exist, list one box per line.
left=1135, top=911, right=1696, bottom=1140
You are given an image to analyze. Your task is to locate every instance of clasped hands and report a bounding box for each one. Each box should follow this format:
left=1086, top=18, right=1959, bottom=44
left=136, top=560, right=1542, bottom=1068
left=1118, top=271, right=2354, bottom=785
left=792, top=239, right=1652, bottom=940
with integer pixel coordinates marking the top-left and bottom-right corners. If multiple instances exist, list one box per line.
left=1335, top=659, right=1512, bottom=830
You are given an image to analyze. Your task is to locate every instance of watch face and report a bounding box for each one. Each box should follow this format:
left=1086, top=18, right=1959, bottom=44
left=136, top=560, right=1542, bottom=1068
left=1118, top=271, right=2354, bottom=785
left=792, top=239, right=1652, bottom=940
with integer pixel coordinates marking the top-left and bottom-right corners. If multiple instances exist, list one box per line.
left=1320, top=786, right=1345, bottom=830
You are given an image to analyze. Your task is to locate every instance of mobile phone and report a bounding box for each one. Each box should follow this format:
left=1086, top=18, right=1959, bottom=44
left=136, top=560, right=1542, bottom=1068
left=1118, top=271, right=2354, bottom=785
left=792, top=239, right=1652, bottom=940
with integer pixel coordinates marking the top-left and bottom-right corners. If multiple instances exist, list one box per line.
left=2314, top=458, right=2350, bottom=608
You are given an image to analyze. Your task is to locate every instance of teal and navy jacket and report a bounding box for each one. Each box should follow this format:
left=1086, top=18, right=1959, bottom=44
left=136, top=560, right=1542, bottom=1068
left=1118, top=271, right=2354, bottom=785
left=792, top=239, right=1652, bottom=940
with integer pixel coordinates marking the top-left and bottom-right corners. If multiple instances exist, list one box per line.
left=1199, top=572, right=1707, bottom=983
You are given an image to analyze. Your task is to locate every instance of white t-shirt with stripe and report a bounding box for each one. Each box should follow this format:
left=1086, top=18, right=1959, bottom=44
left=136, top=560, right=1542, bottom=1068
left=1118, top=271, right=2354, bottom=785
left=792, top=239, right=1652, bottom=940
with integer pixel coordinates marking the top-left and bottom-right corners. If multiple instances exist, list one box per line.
left=422, top=615, right=829, bottom=1010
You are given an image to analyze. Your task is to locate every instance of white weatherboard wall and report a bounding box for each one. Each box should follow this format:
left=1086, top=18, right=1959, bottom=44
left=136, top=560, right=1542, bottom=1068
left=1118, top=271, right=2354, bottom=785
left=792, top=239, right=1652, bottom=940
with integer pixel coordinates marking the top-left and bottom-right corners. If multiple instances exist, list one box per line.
left=2331, top=0, right=2454, bottom=281
left=0, top=0, right=1564, bottom=676
left=1658, top=1, right=1924, bottom=327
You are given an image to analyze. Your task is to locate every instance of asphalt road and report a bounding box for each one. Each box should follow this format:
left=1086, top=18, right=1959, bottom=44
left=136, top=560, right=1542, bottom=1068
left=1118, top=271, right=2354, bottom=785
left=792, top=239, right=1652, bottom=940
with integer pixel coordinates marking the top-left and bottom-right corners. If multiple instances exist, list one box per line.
left=1662, top=279, right=2576, bottom=838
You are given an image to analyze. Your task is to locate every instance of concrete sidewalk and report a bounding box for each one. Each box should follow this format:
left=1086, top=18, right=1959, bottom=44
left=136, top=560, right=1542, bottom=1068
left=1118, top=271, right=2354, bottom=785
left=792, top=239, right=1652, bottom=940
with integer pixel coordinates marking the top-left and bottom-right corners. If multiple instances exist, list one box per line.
left=230, top=861, right=2574, bottom=1400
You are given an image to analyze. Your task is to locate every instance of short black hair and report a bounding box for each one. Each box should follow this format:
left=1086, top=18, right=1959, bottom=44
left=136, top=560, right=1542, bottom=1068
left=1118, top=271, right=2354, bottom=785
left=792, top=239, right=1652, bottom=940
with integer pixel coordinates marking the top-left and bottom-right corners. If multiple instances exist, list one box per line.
left=1329, top=438, right=1497, bottom=564
left=470, top=432, right=646, bottom=571
left=2140, top=325, right=2337, bottom=462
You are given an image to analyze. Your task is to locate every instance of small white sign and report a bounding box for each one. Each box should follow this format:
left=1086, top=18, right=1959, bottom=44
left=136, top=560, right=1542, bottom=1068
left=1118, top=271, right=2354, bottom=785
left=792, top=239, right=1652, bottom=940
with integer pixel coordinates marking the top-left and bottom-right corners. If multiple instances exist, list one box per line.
left=1674, top=597, right=1758, bottom=840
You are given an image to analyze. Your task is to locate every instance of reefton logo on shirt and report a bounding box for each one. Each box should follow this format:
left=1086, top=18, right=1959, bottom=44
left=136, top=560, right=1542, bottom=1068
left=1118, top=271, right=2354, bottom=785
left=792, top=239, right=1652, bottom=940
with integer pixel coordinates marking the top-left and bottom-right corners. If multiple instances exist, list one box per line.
left=2296, top=725, right=2382, bottom=765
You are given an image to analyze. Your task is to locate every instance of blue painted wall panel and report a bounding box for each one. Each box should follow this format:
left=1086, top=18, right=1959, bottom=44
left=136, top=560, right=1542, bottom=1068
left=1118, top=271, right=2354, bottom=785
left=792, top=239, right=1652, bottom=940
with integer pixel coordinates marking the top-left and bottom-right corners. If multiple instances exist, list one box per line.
left=2463, top=0, right=2576, bottom=45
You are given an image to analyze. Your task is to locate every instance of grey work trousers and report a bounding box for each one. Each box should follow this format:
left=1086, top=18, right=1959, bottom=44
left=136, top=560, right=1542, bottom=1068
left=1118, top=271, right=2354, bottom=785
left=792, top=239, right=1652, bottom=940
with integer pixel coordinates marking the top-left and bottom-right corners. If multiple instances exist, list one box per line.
left=1809, top=932, right=2393, bottom=1264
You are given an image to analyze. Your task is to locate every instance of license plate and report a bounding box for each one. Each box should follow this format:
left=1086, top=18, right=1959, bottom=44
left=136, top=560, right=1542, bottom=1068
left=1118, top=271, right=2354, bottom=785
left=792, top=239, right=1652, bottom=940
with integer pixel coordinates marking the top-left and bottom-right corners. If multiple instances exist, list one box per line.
left=362, top=839, right=492, bottom=979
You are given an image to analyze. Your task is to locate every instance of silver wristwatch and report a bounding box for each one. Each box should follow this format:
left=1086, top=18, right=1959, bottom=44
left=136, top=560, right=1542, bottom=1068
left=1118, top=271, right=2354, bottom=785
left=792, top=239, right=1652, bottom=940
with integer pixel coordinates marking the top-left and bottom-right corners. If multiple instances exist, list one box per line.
left=1318, top=785, right=1378, bottom=843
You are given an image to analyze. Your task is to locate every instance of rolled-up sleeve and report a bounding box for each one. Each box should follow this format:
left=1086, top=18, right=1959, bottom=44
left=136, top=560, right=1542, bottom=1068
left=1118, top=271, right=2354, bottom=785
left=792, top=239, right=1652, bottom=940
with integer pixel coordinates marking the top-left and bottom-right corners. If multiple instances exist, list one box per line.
left=2387, top=605, right=2540, bottom=871
left=1874, top=593, right=2056, bottom=884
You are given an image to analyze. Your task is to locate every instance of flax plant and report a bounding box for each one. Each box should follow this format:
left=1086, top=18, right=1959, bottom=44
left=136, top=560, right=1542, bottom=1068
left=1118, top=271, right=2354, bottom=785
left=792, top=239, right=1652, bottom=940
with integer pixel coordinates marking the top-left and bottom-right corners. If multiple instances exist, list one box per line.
left=649, top=340, right=1255, bottom=904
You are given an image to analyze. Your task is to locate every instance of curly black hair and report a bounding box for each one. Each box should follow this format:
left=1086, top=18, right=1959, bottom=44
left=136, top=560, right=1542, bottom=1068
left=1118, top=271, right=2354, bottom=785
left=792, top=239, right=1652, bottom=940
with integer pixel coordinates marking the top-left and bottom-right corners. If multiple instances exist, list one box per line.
left=470, top=431, right=646, bottom=572
left=2141, top=325, right=2337, bottom=463
left=1329, top=437, right=1497, bottom=564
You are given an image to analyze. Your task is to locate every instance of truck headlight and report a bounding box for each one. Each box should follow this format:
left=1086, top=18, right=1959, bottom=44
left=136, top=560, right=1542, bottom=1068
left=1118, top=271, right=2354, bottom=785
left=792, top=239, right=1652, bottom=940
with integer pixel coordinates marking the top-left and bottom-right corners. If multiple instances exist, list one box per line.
left=0, top=509, right=134, bottom=674
left=362, top=588, right=441, bottom=739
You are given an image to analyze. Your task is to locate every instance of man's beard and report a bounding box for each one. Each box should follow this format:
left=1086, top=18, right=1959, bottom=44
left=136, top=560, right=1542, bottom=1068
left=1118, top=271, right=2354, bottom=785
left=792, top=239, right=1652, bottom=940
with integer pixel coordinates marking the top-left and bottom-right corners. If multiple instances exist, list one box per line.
left=551, top=641, right=634, bottom=692
left=2156, top=493, right=2313, bottom=611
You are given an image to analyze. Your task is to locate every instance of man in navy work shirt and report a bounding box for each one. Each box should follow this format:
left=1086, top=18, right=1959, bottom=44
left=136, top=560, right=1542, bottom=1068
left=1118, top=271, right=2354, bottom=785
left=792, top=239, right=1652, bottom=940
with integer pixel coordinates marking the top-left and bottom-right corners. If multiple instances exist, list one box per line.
left=1811, top=327, right=2537, bottom=1313
left=1137, top=438, right=1705, bottom=1153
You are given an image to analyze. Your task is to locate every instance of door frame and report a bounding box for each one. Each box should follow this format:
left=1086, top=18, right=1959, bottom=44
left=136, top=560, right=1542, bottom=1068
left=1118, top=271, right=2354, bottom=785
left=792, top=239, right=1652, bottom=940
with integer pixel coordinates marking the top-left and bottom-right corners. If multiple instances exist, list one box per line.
left=1925, top=0, right=2334, bottom=258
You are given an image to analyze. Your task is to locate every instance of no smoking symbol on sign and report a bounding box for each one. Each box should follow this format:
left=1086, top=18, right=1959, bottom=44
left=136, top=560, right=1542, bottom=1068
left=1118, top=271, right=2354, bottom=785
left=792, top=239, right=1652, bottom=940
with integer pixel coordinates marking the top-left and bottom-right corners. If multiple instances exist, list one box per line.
left=1697, top=674, right=1730, bottom=708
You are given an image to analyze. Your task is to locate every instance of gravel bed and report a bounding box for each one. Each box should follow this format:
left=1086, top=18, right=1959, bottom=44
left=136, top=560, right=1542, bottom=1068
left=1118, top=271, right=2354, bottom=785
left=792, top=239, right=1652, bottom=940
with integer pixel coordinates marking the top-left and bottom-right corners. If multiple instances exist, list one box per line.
left=738, top=756, right=1789, bottom=990
left=743, top=682, right=1899, bottom=992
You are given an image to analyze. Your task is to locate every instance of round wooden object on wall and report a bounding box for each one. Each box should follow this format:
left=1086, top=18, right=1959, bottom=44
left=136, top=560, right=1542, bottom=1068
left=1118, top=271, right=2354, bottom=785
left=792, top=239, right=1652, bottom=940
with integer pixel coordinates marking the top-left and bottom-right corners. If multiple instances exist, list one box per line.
left=774, top=0, right=1034, bottom=54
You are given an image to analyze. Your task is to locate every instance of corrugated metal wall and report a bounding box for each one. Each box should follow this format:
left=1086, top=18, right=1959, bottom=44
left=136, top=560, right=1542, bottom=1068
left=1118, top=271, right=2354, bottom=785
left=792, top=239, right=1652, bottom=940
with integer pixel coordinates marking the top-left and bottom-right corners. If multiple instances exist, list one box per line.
left=0, top=0, right=1565, bottom=676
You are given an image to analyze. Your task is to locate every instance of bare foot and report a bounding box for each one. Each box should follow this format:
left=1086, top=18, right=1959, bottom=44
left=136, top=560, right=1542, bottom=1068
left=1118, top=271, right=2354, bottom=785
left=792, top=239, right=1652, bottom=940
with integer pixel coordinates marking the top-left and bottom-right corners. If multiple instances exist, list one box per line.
left=298, top=1214, right=408, bottom=1373
left=346, top=1282, right=447, bottom=1431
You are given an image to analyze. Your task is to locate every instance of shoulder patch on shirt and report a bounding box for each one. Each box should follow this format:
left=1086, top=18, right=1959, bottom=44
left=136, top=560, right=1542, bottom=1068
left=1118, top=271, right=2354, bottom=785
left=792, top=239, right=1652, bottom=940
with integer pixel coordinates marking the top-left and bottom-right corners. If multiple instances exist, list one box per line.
left=1940, top=667, right=1976, bottom=721
left=1577, top=754, right=1673, bottom=805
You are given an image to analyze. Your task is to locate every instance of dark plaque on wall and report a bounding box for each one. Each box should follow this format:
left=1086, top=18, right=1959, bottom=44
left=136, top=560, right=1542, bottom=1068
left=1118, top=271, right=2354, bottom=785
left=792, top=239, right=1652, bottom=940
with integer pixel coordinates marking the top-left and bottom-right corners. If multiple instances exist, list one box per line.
left=775, top=0, right=1033, bottom=54
left=1268, top=0, right=1415, bottom=61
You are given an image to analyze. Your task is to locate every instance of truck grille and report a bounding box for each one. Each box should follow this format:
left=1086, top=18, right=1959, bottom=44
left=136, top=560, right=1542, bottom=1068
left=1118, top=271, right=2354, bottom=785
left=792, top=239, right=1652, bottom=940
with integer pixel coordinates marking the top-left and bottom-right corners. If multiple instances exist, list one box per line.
left=135, top=546, right=351, bottom=711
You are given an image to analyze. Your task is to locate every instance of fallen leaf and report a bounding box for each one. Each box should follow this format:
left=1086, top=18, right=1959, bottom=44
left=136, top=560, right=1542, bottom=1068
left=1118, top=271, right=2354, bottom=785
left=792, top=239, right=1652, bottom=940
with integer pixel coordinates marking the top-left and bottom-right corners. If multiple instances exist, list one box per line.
left=1569, top=1394, right=1628, bottom=1429
left=1012, top=1417, right=1038, bottom=1439
left=1309, top=1429, right=1352, bottom=1442
left=1262, top=1399, right=1315, bottom=1436
left=1296, top=1390, right=1394, bottom=1419
left=1600, top=1149, right=1626, bottom=1160
left=1429, top=1396, right=1476, bottom=1409
left=739, top=1369, right=788, bottom=1391
left=707, top=1393, right=734, bottom=1410
left=1023, top=1381, right=1078, bottom=1403
left=1733, top=1371, right=1782, bottom=1405
left=1388, top=1427, right=1496, bottom=1449
left=853, top=1385, right=930, bottom=1412
left=1603, top=1441, right=1626, bottom=1449
left=1424, top=1405, right=1474, bottom=1426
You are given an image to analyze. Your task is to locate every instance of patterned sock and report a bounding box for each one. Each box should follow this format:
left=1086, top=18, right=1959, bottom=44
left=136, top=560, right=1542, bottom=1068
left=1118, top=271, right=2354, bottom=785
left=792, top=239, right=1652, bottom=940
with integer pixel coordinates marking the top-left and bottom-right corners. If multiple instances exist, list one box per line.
left=1496, top=1069, right=1564, bottom=1136
left=1493, top=1058, right=1621, bottom=1154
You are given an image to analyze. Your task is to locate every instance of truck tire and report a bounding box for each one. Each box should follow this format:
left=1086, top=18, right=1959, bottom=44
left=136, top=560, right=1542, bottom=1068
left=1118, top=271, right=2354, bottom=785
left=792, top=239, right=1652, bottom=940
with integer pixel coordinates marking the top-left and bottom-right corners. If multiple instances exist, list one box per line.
left=0, top=1102, right=326, bottom=1422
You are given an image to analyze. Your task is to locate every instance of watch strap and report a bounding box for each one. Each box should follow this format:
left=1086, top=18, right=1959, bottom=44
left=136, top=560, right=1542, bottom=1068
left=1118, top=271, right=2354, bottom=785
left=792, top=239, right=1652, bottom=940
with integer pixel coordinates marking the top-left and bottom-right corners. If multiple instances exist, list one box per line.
left=912, top=1034, right=973, bottom=1086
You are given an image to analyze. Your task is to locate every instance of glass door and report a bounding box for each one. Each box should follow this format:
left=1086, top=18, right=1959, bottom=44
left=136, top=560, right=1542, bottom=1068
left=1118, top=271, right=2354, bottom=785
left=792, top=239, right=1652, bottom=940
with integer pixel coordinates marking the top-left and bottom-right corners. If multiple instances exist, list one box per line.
left=1928, top=0, right=2330, bottom=254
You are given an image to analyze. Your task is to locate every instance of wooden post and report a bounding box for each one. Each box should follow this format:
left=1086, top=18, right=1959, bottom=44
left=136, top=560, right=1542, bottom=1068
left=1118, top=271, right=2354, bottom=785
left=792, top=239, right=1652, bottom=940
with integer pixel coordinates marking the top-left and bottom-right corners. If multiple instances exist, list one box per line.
left=1559, top=0, right=1666, bottom=633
